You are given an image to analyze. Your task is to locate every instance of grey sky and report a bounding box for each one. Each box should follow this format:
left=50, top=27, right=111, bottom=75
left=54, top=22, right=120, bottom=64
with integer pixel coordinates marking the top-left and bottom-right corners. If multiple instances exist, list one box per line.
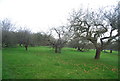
left=0, top=0, right=118, bottom=32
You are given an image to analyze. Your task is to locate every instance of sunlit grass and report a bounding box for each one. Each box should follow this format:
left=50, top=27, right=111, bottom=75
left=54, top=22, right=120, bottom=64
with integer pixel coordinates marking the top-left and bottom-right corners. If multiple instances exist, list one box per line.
left=2, top=46, right=118, bottom=79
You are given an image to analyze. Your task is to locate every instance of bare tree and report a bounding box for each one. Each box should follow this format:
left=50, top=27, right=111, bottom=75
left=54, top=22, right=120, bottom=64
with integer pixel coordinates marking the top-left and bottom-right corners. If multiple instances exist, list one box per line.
left=1, top=19, right=17, bottom=47
left=104, top=2, right=120, bottom=52
left=69, top=5, right=119, bottom=59
left=48, top=26, right=73, bottom=53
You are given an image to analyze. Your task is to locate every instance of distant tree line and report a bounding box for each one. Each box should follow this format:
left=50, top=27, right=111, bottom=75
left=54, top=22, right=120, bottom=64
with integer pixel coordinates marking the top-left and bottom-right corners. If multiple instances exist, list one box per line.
left=1, top=19, right=54, bottom=50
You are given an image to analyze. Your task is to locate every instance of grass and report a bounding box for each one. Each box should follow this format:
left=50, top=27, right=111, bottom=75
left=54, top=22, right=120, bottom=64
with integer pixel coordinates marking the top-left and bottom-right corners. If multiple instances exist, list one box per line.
left=0, top=49, right=2, bottom=79
left=2, top=46, right=119, bottom=79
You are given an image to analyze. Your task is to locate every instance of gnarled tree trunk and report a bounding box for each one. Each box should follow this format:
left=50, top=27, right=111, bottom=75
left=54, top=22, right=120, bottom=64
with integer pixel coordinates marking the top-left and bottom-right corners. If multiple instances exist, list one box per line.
left=95, top=47, right=102, bottom=59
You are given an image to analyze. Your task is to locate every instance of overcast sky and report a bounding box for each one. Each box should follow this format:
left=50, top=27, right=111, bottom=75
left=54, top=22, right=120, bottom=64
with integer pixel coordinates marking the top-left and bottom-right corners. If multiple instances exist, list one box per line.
left=0, top=0, right=119, bottom=33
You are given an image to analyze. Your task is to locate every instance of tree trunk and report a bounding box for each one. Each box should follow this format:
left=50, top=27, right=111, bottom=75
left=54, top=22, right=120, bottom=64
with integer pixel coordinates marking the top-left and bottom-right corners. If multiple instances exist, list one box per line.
left=19, top=43, right=22, bottom=47
left=55, top=46, right=61, bottom=53
left=94, top=47, right=102, bottom=59
left=110, top=49, right=112, bottom=53
left=25, top=46, right=28, bottom=51
left=77, top=46, right=80, bottom=51
left=77, top=46, right=83, bottom=52
left=55, top=46, right=58, bottom=53
left=24, top=44, right=28, bottom=51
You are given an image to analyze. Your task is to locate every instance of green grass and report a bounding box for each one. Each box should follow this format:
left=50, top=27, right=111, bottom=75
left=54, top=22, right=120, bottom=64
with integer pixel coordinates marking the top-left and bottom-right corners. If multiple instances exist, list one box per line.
left=2, top=46, right=119, bottom=79
left=0, top=49, right=2, bottom=79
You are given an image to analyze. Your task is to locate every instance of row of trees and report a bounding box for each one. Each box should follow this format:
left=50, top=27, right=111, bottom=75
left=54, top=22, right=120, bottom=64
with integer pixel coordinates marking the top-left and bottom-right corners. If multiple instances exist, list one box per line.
left=49, top=3, right=119, bottom=59
left=1, top=2, right=119, bottom=59
left=1, top=19, right=54, bottom=50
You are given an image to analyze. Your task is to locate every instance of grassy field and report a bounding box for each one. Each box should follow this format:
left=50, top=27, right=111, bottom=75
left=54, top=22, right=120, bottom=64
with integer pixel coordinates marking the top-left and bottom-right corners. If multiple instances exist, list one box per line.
left=2, top=46, right=119, bottom=79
